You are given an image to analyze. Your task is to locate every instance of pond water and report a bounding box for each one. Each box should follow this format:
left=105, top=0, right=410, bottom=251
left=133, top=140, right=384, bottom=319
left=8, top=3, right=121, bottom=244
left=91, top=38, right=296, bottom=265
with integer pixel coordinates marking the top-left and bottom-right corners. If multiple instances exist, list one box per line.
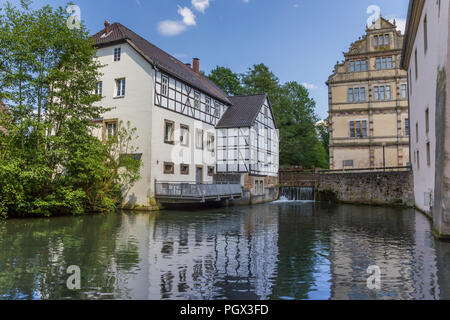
left=0, top=202, right=449, bottom=300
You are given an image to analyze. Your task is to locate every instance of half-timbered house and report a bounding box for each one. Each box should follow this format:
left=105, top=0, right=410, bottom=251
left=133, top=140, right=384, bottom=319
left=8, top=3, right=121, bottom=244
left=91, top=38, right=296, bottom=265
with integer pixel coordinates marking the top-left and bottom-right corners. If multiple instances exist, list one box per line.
left=215, top=94, right=279, bottom=203
left=91, top=21, right=279, bottom=209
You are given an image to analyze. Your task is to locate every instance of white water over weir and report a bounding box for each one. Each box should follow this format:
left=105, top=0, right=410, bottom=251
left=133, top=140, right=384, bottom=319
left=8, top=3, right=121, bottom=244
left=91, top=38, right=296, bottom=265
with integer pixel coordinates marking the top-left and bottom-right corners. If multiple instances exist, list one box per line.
left=279, top=187, right=315, bottom=201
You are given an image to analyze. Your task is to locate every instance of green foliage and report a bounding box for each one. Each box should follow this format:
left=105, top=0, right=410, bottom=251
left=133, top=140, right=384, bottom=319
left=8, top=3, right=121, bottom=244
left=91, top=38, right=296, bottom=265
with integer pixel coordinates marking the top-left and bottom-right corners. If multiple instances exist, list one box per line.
left=317, top=118, right=330, bottom=159
left=0, top=1, right=141, bottom=218
left=207, top=66, right=244, bottom=96
left=208, top=63, right=329, bottom=168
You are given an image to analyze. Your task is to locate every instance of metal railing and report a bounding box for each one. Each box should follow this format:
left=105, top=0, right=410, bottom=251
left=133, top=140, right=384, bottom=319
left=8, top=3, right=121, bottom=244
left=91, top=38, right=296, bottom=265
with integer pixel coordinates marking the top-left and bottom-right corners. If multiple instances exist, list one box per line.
left=155, top=181, right=242, bottom=201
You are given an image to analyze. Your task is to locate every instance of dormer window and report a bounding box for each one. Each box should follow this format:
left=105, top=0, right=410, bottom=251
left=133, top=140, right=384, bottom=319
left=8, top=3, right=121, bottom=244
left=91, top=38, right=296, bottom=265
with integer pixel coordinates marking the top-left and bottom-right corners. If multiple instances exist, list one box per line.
left=114, top=47, right=121, bottom=61
left=373, top=34, right=390, bottom=47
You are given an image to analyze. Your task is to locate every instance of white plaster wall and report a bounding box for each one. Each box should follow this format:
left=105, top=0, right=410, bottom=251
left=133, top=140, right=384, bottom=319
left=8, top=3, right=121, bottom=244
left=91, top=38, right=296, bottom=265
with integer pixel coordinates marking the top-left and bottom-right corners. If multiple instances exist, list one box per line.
left=408, top=0, right=449, bottom=214
left=95, top=42, right=154, bottom=207
left=150, top=106, right=216, bottom=185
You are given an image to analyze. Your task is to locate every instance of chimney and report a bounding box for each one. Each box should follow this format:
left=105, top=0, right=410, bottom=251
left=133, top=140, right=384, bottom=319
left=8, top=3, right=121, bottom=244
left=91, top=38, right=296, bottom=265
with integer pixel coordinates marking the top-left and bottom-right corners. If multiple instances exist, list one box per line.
left=185, top=63, right=191, bottom=69
left=104, top=20, right=111, bottom=34
left=193, top=58, right=199, bottom=74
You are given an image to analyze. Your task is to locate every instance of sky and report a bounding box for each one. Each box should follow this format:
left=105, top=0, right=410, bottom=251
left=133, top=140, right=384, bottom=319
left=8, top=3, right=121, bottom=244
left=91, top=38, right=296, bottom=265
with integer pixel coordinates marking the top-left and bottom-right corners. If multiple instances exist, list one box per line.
left=6, top=0, right=410, bottom=119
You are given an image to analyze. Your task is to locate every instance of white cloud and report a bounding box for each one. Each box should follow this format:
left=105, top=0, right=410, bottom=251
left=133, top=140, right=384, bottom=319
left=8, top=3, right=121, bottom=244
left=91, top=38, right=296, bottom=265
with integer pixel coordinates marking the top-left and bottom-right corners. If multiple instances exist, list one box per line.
left=243, top=0, right=249, bottom=3
left=394, top=18, right=406, bottom=34
left=387, top=16, right=406, bottom=34
left=192, top=0, right=210, bottom=13
left=174, top=53, right=188, bottom=60
left=157, top=20, right=187, bottom=36
left=302, top=82, right=318, bottom=90
left=178, top=6, right=196, bottom=26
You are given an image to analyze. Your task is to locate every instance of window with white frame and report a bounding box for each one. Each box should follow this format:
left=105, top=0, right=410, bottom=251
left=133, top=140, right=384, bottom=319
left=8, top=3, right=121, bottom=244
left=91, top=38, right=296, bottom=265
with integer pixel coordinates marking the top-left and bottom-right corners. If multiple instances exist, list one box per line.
left=194, top=91, right=200, bottom=109
left=114, top=47, right=121, bottom=61
left=207, top=133, right=215, bottom=152
left=196, top=129, right=204, bottom=149
left=115, top=78, right=126, bottom=97
left=104, top=120, right=118, bottom=141
left=401, top=84, right=407, bottom=99
left=95, top=81, right=103, bottom=96
left=161, top=75, right=169, bottom=97
left=164, top=120, right=174, bottom=144
left=205, top=97, right=211, bottom=114
left=180, top=124, right=189, bottom=147
left=214, top=101, right=220, bottom=117
left=374, top=85, right=391, bottom=101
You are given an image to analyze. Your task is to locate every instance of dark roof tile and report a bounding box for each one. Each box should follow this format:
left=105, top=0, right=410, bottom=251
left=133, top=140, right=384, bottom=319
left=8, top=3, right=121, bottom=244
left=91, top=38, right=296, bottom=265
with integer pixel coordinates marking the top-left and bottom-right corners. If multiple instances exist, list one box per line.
left=216, top=94, right=267, bottom=128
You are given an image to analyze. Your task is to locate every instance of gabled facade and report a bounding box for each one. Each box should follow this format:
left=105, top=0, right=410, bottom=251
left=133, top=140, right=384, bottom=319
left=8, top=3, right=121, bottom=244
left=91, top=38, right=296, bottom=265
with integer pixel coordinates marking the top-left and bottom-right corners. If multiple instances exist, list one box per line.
left=401, top=0, right=450, bottom=238
left=91, top=22, right=279, bottom=209
left=216, top=94, right=279, bottom=177
left=327, top=17, right=409, bottom=170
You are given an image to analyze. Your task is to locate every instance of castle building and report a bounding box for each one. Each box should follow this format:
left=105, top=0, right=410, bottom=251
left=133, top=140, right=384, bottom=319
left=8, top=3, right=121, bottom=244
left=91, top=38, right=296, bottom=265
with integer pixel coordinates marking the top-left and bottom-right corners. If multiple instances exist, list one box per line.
left=91, top=22, right=279, bottom=209
left=402, top=0, right=450, bottom=238
left=327, top=17, right=409, bottom=170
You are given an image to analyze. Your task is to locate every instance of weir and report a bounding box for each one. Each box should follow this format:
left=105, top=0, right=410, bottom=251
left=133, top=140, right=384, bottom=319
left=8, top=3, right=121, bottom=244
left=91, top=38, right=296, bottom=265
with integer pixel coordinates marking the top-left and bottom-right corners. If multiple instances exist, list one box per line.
left=279, top=187, right=315, bottom=201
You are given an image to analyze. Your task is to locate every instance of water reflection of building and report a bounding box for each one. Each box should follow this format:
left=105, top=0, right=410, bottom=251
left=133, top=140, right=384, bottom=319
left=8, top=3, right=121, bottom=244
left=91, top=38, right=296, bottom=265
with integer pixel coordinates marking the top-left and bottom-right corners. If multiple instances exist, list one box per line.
left=112, top=206, right=279, bottom=300
left=329, top=206, right=440, bottom=300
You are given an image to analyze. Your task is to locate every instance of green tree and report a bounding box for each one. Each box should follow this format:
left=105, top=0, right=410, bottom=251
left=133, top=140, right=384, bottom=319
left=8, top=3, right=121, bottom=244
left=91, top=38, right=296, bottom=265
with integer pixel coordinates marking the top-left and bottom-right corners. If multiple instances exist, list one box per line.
left=239, top=64, right=328, bottom=168
left=241, top=63, right=280, bottom=97
left=317, top=118, right=330, bottom=160
left=207, top=66, right=244, bottom=96
left=278, top=82, right=328, bottom=168
left=0, top=1, right=141, bottom=217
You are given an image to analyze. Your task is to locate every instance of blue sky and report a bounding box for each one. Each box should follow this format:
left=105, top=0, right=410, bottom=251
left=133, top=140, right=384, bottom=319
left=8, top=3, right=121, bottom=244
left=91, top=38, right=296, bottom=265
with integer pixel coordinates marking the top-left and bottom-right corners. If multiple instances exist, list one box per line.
left=7, top=0, right=409, bottom=119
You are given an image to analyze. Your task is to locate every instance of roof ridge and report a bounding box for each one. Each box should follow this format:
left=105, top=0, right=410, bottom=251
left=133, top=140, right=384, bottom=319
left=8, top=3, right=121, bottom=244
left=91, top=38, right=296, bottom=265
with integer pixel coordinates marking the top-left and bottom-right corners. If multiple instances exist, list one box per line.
left=114, top=22, right=128, bottom=39
left=231, top=93, right=267, bottom=98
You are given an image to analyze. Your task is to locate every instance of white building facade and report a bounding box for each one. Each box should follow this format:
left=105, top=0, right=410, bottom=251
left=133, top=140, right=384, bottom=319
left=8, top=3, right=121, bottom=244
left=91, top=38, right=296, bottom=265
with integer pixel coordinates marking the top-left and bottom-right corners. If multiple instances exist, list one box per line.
left=402, top=0, right=450, bottom=237
left=92, top=22, right=279, bottom=209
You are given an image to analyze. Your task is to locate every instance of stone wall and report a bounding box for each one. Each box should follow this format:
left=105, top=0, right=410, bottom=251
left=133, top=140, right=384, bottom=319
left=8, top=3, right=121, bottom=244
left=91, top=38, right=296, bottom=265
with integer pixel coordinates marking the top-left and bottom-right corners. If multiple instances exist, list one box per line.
left=316, top=171, right=414, bottom=207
